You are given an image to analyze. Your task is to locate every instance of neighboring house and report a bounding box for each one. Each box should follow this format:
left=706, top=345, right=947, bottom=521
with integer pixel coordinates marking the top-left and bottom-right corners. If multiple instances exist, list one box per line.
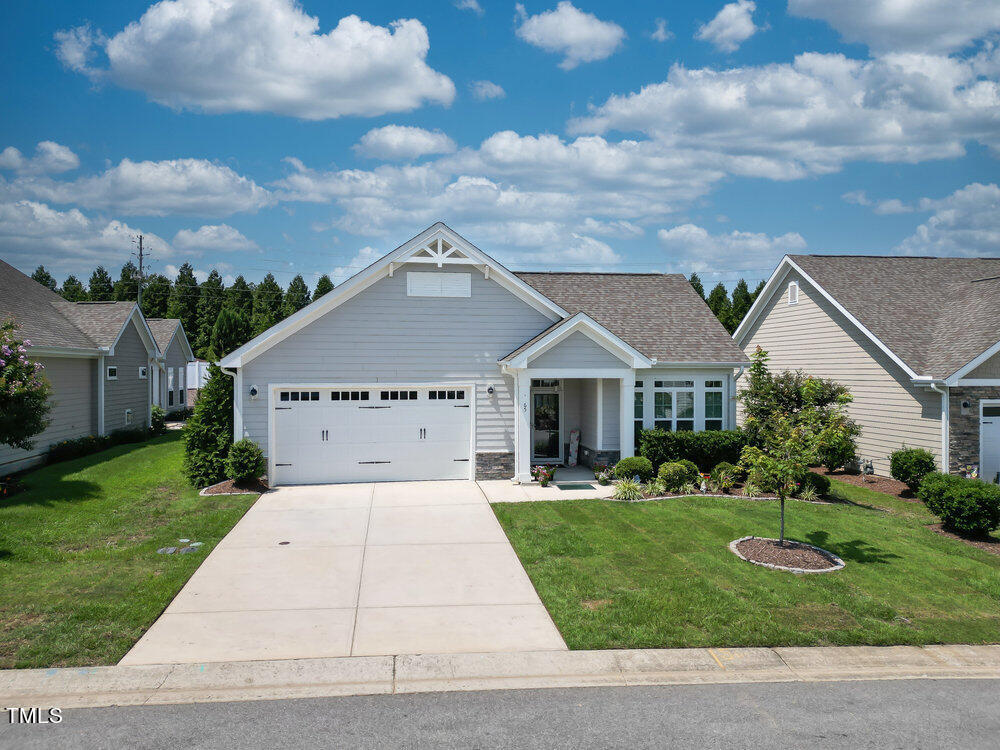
left=185, top=359, right=212, bottom=406
left=220, top=223, right=748, bottom=485
left=146, top=319, right=195, bottom=413
left=735, top=255, right=1000, bottom=481
left=0, top=260, right=160, bottom=473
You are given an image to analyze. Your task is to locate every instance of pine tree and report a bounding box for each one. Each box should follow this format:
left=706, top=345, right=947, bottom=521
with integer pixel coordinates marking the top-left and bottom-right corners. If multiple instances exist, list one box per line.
left=182, top=363, right=234, bottom=487
left=689, top=272, right=705, bottom=300
left=225, top=275, right=253, bottom=318
left=282, top=274, right=311, bottom=318
left=752, top=279, right=766, bottom=303
left=167, top=263, right=199, bottom=341
left=706, top=282, right=732, bottom=328
left=141, top=274, right=171, bottom=318
left=195, top=270, right=225, bottom=358
left=60, top=275, right=88, bottom=302
left=88, top=266, right=114, bottom=301
left=209, top=307, right=252, bottom=360
left=113, top=261, right=140, bottom=302
left=313, top=274, right=334, bottom=299
left=729, top=279, right=753, bottom=333
left=31, top=265, right=57, bottom=291
left=251, top=273, right=283, bottom=335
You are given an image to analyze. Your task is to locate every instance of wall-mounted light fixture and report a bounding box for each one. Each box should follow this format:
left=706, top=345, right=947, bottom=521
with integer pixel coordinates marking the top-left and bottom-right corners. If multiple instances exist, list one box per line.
left=249, top=385, right=259, bottom=400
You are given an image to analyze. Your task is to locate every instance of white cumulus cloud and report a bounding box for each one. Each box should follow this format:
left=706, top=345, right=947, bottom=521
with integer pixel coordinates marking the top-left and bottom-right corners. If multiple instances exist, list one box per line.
left=454, top=0, right=484, bottom=15
left=470, top=80, right=506, bottom=100
left=332, top=245, right=382, bottom=283
left=789, top=0, right=1000, bottom=54
left=0, top=141, right=80, bottom=175
left=695, top=0, right=761, bottom=53
left=354, top=125, right=456, bottom=161
left=54, top=0, right=455, bottom=120
left=657, top=223, right=806, bottom=274
left=651, top=19, right=673, bottom=43
left=896, top=182, right=1000, bottom=256
left=515, top=2, right=626, bottom=70
left=173, top=224, right=258, bottom=252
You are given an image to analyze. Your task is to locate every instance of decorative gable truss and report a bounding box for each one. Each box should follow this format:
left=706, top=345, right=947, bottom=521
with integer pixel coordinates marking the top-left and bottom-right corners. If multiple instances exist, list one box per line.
left=388, top=236, right=492, bottom=278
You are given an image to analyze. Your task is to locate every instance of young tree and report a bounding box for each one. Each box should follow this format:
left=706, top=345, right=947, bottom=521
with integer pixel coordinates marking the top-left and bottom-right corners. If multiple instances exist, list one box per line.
left=60, top=275, right=88, bottom=302
left=705, top=282, right=731, bottom=327
left=251, top=273, right=283, bottom=335
left=209, top=307, right=251, bottom=360
left=195, top=270, right=225, bottom=358
left=182, top=363, right=233, bottom=487
left=141, top=274, right=171, bottom=319
left=0, top=320, right=52, bottom=450
left=88, top=266, right=114, bottom=301
left=113, top=261, right=140, bottom=302
left=313, top=274, right=334, bottom=299
left=689, top=272, right=705, bottom=300
left=167, top=263, right=199, bottom=341
left=282, top=274, right=311, bottom=318
left=728, top=279, right=753, bottom=333
left=31, top=266, right=57, bottom=291
left=225, top=275, right=253, bottom=318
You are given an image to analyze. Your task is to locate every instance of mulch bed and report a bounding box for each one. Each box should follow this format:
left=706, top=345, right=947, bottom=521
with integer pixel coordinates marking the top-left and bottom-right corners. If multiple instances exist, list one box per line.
left=812, top=467, right=917, bottom=501
left=928, top=523, right=1000, bottom=557
left=732, top=537, right=844, bottom=572
left=200, top=476, right=269, bottom=495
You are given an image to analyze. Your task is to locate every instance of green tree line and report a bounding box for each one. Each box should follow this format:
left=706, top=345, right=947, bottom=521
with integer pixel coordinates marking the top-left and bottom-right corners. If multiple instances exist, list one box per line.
left=688, top=273, right=765, bottom=334
left=30, top=263, right=335, bottom=361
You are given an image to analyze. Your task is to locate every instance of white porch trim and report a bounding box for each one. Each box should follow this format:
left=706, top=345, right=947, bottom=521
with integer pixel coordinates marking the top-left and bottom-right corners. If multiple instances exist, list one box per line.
left=501, top=312, right=653, bottom=370
left=619, top=371, right=635, bottom=460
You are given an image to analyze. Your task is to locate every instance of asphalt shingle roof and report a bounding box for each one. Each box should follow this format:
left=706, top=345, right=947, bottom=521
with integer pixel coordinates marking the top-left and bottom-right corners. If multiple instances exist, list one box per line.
left=788, top=255, right=1000, bottom=378
left=146, top=318, right=182, bottom=352
left=0, top=259, right=140, bottom=351
left=513, top=272, right=749, bottom=364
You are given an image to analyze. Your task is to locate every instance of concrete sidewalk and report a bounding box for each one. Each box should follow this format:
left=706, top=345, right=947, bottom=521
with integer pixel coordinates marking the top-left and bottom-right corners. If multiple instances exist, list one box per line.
left=3, top=645, right=999, bottom=709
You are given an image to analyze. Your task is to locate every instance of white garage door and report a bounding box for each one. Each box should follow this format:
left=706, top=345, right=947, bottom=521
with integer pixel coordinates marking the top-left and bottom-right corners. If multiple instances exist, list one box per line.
left=272, top=386, right=472, bottom=485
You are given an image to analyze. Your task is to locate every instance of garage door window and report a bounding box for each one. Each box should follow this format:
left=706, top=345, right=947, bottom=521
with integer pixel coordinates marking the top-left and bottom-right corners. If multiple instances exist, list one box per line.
left=330, top=391, right=369, bottom=401
left=381, top=390, right=419, bottom=400
left=279, top=391, right=321, bottom=402
left=429, top=390, right=465, bottom=400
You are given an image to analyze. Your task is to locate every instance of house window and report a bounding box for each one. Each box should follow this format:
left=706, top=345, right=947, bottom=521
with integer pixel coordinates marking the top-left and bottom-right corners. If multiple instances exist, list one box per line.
left=788, top=281, right=799, bottom=305
left=138, top=366, right=147, bottom=380
left=531, top=379, right=560, bottom=388
left=106, top=366, right=118, bottom=380
left=406, top=272, right=471, bottom=297
left=704, top=389, right=724, bottom=431
left=167, top=368, right=174, bottom=406
left=124, top=408, right=133, bottom=426
left=654, top=380, right=695, bottom=431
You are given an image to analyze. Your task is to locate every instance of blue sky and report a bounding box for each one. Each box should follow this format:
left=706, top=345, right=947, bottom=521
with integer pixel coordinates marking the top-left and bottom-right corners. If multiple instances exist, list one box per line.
left=1, top=0, right=998, bottom=291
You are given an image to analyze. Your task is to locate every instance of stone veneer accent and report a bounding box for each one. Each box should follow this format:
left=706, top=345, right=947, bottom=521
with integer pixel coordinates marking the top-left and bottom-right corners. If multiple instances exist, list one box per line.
left=948, top=386, right=1000, bottom=475
left=475, top=452, right=514, bottom=480
left=578, top=445, right=620, bottom=469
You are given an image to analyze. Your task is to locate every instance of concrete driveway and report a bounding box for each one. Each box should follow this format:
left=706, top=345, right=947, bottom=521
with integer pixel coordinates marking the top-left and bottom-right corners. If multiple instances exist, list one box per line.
left=121, top=482, right=566, bottom=665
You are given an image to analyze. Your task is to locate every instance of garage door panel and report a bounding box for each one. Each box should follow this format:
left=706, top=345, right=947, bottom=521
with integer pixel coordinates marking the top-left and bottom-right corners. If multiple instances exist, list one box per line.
left=272, top=387, right=472, bottom=485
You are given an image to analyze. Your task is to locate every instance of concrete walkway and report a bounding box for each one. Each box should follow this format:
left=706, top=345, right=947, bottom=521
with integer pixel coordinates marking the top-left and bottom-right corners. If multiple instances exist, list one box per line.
left=121, top=481, right=565, bottom=665
left=5, top=645, right=1000, bottom=709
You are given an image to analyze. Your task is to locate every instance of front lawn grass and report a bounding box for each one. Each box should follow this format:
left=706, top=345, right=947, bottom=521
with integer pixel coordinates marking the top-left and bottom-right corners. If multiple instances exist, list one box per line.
left=493, top=479, right=1000, bottom=650
left=0, top=432, right=256, bottom=668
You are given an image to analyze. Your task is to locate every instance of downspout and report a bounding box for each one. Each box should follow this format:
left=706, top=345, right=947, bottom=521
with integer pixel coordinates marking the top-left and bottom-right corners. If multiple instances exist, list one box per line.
left=97, top=351, right=107, bottom=436
left=929, top=382, right=950, bottom=473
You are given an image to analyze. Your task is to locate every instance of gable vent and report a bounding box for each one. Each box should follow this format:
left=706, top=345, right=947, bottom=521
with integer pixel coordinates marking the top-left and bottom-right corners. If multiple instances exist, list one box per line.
left=407, top=272, right=471, bottom=298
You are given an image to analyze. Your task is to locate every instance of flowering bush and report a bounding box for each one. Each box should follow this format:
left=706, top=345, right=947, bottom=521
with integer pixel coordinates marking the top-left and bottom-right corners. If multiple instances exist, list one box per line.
left=530, top=465, right=556, bottom=486
left=0, top=319, right=51, bottom=450
left=592, top=462, right=609, bottom=479
left=596, top=469, right=613, bottom=486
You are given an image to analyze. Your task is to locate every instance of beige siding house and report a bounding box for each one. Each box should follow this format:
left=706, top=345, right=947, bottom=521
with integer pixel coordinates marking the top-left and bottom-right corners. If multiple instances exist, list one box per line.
left=0, top=260, right=162, bottom=473
left=735, top=255, right=1000, bottom=481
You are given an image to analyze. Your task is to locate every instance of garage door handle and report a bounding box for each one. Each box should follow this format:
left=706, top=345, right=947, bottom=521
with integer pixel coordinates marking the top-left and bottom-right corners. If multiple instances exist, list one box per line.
left=360, top=406, right=391, bottom=409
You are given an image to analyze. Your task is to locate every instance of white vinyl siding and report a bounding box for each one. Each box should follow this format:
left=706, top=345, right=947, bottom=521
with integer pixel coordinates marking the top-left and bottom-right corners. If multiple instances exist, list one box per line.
left=527, top=331, right=630, bottom=369
left=240, top=263, right=555, bottom=456
left=739, top=269, right=943, bottom=476
left=0, top=356, right=98, bottom=473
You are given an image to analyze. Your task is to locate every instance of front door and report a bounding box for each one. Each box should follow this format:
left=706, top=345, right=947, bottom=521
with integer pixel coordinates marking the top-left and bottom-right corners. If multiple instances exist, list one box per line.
left=531, top=391, right=561, bottom=463
left=981, top=402, right=1000, bottom=484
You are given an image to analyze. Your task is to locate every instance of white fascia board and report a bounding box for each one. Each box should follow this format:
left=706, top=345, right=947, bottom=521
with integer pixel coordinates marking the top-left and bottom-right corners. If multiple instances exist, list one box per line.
left=506, top=313, right=653, bottom=369
left=734, top=256, right=921, bottom=380
left=956, top=378, right=1000, bottom=386
left=945, top=338, right=1000, bottom=384
left=220, top=222, right=567, bottom=369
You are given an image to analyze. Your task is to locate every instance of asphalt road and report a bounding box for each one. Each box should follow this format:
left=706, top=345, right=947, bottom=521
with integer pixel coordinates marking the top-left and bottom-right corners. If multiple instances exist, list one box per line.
left=3, top=679, right=999, bottom=750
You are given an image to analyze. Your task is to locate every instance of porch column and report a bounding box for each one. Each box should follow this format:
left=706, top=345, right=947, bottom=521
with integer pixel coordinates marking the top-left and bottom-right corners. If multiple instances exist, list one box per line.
left=514, top=369, right=532, bottom=483
left=619, top=371, right=635, bottom=459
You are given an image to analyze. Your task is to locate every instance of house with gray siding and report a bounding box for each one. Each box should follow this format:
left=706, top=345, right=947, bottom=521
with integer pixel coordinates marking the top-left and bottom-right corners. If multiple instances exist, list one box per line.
left=0, top=260, right=161, bottom=473
left=147, top=319, right=195, bottom=413
left=735, top=255, right=1000, bottom=482
left=220, top=223, right=748, bottom=485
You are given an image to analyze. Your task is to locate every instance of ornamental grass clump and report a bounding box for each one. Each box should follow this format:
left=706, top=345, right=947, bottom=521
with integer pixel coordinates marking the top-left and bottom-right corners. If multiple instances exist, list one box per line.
left=613, top=478, right=643, bottom=502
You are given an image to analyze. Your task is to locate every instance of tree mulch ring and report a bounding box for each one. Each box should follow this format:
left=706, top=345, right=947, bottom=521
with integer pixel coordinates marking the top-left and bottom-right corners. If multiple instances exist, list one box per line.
left=730, top=536, right=845, bottom=573
left=199, top=476, right=269, bottom=496
left=812, top=467, right=916, bottom=501
left=928, top=523, right=1000, bottom=557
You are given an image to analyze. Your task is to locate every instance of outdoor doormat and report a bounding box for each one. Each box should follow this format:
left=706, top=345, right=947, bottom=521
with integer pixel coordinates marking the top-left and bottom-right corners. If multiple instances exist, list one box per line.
left=555, top=483, right=596, bottom=490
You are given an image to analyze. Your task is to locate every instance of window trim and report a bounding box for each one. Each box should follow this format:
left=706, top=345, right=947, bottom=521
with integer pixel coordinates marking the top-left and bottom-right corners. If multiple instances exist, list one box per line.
left=788, top=281, right=799, bottom=305
left=106, top=365, right=118, bottom=381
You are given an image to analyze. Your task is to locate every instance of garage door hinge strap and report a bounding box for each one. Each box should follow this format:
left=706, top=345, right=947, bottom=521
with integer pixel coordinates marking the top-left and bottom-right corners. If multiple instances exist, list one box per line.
left=275, top=463, right=292, bottom=466
left=454, top=459, right=470, bottom=462
left=358, top=460, right=391, bottom=464
left=274, top=407, right=292, bottom=410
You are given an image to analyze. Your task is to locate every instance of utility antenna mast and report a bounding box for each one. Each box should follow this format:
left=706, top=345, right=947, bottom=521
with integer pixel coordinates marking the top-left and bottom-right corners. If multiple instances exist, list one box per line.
left=132, top=234, right=153, bottom=308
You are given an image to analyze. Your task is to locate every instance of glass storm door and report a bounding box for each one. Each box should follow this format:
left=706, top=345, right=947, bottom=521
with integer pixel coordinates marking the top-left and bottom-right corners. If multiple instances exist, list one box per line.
left=532, top=392, right=561, bottom=461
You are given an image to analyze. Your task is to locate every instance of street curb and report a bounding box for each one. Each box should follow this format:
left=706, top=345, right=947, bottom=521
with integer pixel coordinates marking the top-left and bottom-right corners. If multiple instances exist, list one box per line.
left=1, top=644, right=999, bottom=709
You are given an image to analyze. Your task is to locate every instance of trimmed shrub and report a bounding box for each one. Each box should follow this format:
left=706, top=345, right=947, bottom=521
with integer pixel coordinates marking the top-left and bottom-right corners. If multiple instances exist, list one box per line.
left=676, top=459, right=700, bottom=482
left=658, top=462, right=693, bottom=492
left=150, top=405, right=167, bottom=436
left=614, top=456, right=654, bottom=482
left=816, top=425, right=859, bottom=471
left=797, top=471, right=831, bottom=497
left=226, top=438, right=265, bottom=486
left=45, top=427, right=150, bottom=465
left=710, top=461, right=739, bottom=482
left=918, top=473, right=1000, bottom=537
left=183, top=364, right=234, bottom=488
left=890, top=448, right=937, bottom=491
left=638, top=429, right=746, bottom=472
